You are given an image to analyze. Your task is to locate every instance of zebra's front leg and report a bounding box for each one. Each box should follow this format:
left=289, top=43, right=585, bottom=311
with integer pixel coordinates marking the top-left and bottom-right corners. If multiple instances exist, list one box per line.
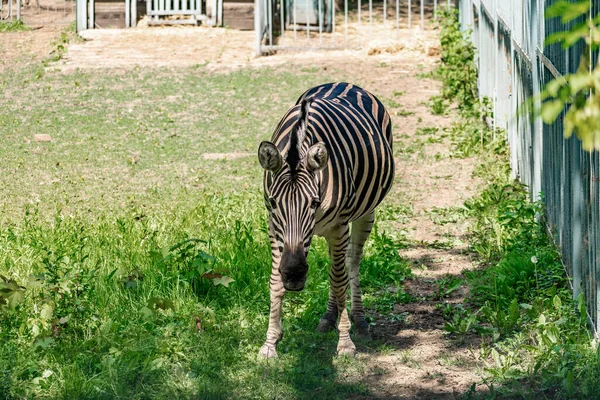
left=326, top=225, right=355, bottom=356
left=316, top=289, right=338, bottom=333
left=259, top=241, right=285, bottom=359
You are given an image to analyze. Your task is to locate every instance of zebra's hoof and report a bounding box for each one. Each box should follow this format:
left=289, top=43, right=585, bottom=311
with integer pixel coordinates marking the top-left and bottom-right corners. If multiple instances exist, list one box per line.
left=353, top=321, right=372, bottom=341
left=336, top=340, right=356, bottom=357
left=258, top=344, right=278, bottom=359
left=316, top=317, right=337, bottom=333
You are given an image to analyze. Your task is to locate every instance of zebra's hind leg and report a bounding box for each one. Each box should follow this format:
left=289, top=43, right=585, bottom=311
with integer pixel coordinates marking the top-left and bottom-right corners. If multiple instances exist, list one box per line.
left=325, top=225, right=355, bottom=356
left=348, top=212, right=375, bottom=341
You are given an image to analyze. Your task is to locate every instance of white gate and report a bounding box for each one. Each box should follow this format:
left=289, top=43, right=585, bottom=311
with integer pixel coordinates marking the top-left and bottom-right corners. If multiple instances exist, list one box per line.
left=145, top=0, right=222, bottom=25
left=255, top=0, right=452, bottom=54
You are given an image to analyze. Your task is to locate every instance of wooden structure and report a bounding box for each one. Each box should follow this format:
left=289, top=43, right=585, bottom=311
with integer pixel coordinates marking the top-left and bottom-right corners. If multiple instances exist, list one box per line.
left=76, top=0, right=222, bottom=30
left=75, top=0, right=257, bottom=31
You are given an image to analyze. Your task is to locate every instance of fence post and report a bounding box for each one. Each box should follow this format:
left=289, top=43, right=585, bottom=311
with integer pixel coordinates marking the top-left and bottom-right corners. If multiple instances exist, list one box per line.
left=132, top=0, right=137, bottom=27
left=254, top=0, right=262, bottom=56
left=76, top=0, right=88, bottom=32
left=90, top=0, right=95, bottom=28
left=571, top=140, right=583, bottom=301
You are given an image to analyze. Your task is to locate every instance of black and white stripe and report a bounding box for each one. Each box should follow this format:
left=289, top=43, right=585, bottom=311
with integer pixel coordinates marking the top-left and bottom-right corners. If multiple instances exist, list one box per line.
left=257, top=82, right=395, bottom=358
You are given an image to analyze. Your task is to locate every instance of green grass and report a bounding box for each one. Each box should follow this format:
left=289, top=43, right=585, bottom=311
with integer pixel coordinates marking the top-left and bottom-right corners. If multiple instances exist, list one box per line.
left=0, top=20, right=29, bottom=33
left=0, top=62, right=414, bottom=398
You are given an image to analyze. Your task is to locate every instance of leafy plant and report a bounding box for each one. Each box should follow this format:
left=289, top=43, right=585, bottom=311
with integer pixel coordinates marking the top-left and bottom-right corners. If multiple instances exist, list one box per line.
left=442, top=303, right=482, bottom=343
left=463, top=182, right=540, bottom=260
left=415, top=126, right=439, bottom=136
left=0, top=276, right=26, bottom=310
left=538, top=1, right=600, bottom=151
left=150, top=238, right=233, bottom=288
left=435, top=274, right=463, bottom=299
left=429, top=95, right=448, bottom=115
left=361, top=227, right=411, bottom=290
left=0, top=20, right=29, bottom=32
left=436, top=8, right=480, bottom=116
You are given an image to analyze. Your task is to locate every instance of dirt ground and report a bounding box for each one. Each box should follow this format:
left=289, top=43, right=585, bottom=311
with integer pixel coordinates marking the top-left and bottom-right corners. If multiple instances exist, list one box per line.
left=3, top=23, right=483, bottom=398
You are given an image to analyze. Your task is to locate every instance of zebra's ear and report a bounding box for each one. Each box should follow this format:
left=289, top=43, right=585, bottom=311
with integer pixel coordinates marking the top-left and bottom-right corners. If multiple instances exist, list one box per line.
left=258, top=141, right=283, bottom=172
left=306, top=142, right=328, bottom=172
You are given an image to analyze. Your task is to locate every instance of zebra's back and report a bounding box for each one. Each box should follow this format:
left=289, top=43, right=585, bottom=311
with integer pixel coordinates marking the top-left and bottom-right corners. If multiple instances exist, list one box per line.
left=267, top=82, right=395, bottom=232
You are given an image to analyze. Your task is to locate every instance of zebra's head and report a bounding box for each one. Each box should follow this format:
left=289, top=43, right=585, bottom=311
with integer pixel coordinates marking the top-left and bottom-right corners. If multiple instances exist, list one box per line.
left=257, top=99, right=329, bottom=291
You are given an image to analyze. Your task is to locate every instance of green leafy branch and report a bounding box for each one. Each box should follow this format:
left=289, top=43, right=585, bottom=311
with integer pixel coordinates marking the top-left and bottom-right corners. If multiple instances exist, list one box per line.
left=540, top=1, right=600, bottom=151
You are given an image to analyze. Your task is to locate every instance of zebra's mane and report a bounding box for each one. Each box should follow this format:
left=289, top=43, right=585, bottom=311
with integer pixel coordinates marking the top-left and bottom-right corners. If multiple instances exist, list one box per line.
left=286, top=97, right=312, bottom=177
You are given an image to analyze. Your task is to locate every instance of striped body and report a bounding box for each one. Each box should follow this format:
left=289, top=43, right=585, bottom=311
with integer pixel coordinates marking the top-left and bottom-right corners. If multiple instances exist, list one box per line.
left=257, top=82, right=395, bottom=358
left=265, top=83, right=394, bottom=232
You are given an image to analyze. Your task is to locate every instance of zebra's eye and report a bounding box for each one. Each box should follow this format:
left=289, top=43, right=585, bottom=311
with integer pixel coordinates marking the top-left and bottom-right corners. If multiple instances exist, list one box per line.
left=310, top=198, right=321, bottom=209
left=269, top=197, right=277, bottom=209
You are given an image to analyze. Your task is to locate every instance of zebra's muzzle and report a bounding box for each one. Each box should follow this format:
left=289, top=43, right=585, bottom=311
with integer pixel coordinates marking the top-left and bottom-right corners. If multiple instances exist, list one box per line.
left=279, top=246, right=308, bottom=292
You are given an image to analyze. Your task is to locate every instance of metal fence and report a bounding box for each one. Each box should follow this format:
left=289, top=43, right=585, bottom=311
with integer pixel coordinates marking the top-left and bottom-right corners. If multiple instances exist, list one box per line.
left=254, top=0, right=451, bottom=54
left=457, top=0, right=600, bottom=335
left=1, top=0, right=75, bottom=25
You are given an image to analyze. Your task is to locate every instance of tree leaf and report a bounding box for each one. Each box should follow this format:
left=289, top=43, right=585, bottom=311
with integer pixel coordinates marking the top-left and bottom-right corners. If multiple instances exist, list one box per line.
left=564, top=109, right=576, bottom=138
left=545, top=78, right=566, bottom=97
left=545, top=31, right=567, bottom=47
left=140, top=306, right=155, bottom=319
left=563, top=22, right=593, bottom=48
left=27, top=275, right=44, bottom=289
left=34, top=337, right=55, bottom=349
left=40, top=303, right=54, bottom=320
left=541, top=100, right=565, bottom=124
left=147, top=297, right=174, bottom=310
left=213, top=276, right=234, bottom=287
left=569, top=73, right=592, bottom=95
left=545, top=0, right=590, bottom=23
left=553, top=295, right=562, bottom=309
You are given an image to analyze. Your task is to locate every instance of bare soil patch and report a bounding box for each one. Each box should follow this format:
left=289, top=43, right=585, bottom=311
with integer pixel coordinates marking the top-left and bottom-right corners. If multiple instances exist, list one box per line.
left=58, top=25, right=440, bottom=72
left=0, top=25, right=64, bottom=71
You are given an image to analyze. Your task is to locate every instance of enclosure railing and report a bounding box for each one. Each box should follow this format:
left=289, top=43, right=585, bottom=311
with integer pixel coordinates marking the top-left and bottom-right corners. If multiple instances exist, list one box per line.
left=1, top=0, right=75, bottom=26
left=145, top=0, right=221, bottom=26
left=254, top=0, right=451, bottom=55
left=457, top=0, right=600, bottom=335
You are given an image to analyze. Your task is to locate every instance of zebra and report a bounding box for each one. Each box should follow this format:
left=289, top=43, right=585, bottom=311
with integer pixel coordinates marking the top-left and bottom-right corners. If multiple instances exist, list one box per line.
left=257, top=82, right=395, bottom=358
